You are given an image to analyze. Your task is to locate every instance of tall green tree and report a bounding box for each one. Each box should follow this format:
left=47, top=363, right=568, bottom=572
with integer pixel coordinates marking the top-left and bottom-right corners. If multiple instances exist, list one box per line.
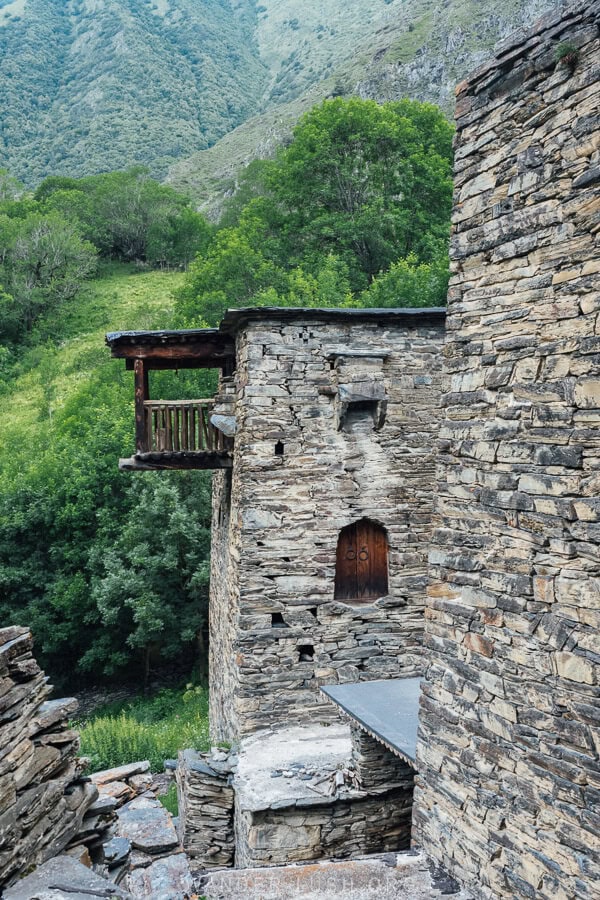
left=0, top=209, right=97, bottom=337
left=179, top=97, right=453, bottom=323
left=89, top=475, right=212, bottom=688
left=267, top=98, right=453, bottom=287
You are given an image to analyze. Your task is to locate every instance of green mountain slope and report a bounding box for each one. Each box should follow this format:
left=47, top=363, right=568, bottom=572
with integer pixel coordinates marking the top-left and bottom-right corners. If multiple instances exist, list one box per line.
left=167, top=0, right=560, bottom=219
left=0, top=266, right=180, bottom=452
left=0, top=0, right=425, bottom=186
left=0, top=0, right=268, bottom=184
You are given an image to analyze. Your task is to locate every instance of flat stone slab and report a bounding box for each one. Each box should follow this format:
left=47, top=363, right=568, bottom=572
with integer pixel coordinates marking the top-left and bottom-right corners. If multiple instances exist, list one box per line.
left=235, top=723, right=352, bottom=812
left=199, top=852, right=474, bottom=900
left=321, top=678, right=422, bottom=766
left=91, top=761, right=151, bottom=786
left=117, top=802, right=179, bottom=854
left=104, top=836, right=132, bottom=867
left=126, top=852, right=194, bottom=899
left=99, top=780, right=134, bottom=801
left=3, top=855, right=132, bottom=899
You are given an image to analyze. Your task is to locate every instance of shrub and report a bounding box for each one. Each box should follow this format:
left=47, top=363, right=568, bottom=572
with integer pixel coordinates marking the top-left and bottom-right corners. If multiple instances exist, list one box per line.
left=78, top=687, right=210, bottom=773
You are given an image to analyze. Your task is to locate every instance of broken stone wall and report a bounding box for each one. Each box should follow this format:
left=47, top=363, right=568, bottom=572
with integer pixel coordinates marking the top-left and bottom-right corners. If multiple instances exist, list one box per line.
left=414, top=2, right=600, bottom=897
left=209, top=311, right=445, bottom=742
left=177, top=748, right=236, bottom=870
left=0, top=627, right=96, bottom=889
left=234, top=788, right=413, bottom=869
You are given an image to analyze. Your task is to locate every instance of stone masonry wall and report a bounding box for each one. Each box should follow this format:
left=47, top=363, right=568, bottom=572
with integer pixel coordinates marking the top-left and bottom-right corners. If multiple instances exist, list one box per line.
left=234, top=787, right=414, bottom=870
left=0, top=627, right=96, bottom=889
left=414, top=3, right=600, bottom=898
left=210, top=311, right=445, bottom=741
left=177, top=748, right=236, bottom=870
left=350, top=724, right=415, bottom=792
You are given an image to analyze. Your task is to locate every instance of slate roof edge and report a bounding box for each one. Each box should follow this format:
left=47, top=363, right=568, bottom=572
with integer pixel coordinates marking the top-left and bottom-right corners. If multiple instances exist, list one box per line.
left=105, top=328, right=222, bottom=347
left=320, top=684, right=419, bottom=769
left=106, top=307, right=447, bottom=347
left=219, top=305, right=447, bottom=335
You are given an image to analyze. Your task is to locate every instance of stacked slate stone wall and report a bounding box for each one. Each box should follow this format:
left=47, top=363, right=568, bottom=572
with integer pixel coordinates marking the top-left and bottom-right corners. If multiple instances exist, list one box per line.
left=177, top=748, right=236, bottom=870
left=235, top=787, right=414, bottom=869
left=350, top=724, right=415, bottom=792
left=209, top=311, right=445, bottom=742
left=0, top=627, right=96, bottom=889
left=414, top=3, right=600, bottom=898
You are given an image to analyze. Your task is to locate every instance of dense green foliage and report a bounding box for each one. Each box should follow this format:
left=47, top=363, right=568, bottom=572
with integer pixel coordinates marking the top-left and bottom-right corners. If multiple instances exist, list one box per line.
left=0, top=168, right=210, bottom=343
left=0, top=266, right=213, bottom=689
left=78, top=686, right=210, bottom=773
left=177, top=98, right=453, bottom=326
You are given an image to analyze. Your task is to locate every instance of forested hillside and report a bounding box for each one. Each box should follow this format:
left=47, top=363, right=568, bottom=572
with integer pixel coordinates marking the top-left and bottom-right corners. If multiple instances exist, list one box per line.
left=0, top=0, right=416, bottom=186
left=0, top=0, right=267, bottom=184
left=0, top=0, right=559, bottom=193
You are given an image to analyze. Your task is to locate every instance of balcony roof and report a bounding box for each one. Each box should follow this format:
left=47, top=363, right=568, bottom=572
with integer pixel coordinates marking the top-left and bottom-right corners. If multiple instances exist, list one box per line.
left=105, top=328, right=235, bottom=370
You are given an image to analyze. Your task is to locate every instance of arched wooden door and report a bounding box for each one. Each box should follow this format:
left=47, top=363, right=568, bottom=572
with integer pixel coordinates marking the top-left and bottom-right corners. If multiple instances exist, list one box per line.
left=334, top=519, right=389, bottom=603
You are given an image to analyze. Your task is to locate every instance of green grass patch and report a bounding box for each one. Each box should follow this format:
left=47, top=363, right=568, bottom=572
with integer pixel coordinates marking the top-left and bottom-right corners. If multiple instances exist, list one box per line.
left=78, top=686, right=210, bottom=774
left=159, top=782, right=179, bottom=817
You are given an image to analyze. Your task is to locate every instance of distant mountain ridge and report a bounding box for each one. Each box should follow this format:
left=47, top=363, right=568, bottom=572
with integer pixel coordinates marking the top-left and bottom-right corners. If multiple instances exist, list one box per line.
left=0, top=0, right=561, bottom=201
left=167, top=0, right=562, bottom=218
left=0, top=0, right=267, bottom=184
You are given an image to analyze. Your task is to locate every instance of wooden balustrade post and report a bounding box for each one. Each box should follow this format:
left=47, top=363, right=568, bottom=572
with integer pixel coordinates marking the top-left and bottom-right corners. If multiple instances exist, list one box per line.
left=134, top=358, right=149, bottom=453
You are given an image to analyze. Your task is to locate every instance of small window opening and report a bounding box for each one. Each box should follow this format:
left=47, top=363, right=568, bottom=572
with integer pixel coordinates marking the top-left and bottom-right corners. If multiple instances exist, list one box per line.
left=272, top=612, right=289, bottom=628
left=275, top=441, right=285, bottom=456
left=298, top=644, right=315, bottom=661
left=334, top=519, right=389, bottom=604
left=341, top=400, right=380, bottom=433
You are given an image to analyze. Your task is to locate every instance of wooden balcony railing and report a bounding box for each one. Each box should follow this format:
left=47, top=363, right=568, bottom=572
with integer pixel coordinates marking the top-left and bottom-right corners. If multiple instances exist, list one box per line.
left=140, top=400, right=231, bottom=454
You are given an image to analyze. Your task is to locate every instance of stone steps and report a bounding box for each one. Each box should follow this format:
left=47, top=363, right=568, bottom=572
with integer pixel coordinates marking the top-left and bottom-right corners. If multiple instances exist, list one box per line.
left=197, top=851, right=475, bottom=900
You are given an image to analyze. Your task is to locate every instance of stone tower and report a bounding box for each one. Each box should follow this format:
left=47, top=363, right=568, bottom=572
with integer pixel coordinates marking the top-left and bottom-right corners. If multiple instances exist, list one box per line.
left=208, top=307, right=445, bottom=742
left=414, top=2, right=600, bottom=896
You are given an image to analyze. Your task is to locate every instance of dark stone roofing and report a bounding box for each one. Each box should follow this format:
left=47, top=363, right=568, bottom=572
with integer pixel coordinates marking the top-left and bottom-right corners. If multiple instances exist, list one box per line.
left=219, top=305, right=446, bottom=332
left=321, top=677, right=422, bottom=768
left=106, top=306, right=446, bottom=350
left=105, top=328, right=222, bottom=347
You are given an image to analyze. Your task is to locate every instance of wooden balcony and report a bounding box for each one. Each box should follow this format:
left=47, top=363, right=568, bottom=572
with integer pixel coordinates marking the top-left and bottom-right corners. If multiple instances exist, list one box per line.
left=106, top=329, right=236, bottom=472
left=143, top=400, right=230, bottom=453
left=119, top=399, right=233, bottom=471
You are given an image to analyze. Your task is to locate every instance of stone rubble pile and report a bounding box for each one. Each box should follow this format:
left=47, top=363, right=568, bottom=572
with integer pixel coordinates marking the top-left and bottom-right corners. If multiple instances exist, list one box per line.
left=88, top=760, right=194, bottom=897
left=0, top=626, right=96, bottom=889
left=177, top=748, right=236, bottom=870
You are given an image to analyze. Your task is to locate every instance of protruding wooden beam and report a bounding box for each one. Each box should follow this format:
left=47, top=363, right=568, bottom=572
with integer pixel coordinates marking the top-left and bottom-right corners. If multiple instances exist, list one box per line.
left=119, top=452, right=233, bottom=472
left=134, top=359, right=149, bottom=452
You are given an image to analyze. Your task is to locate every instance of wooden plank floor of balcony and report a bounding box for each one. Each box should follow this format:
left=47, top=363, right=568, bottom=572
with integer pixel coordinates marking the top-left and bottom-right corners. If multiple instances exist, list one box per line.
left=119, top=451, right=233, bottom=471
